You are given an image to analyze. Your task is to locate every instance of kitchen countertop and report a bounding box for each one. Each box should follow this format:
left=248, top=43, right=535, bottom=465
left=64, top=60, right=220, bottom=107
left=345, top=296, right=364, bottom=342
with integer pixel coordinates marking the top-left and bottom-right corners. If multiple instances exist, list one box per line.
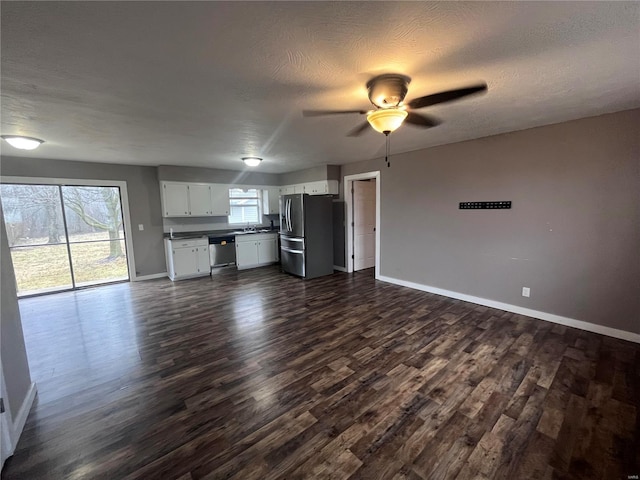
left=164, top=229, right=279, bottom=240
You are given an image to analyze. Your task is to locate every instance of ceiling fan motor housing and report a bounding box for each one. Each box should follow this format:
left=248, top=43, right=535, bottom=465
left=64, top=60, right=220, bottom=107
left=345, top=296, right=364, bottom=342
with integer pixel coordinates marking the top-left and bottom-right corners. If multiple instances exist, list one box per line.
left=366, top=74, right=411, bottom=109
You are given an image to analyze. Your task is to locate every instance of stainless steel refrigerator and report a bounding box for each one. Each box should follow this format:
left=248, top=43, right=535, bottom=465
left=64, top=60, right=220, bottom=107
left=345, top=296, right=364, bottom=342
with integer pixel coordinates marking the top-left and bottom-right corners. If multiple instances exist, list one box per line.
left=280, top=193, right=333, bottom=279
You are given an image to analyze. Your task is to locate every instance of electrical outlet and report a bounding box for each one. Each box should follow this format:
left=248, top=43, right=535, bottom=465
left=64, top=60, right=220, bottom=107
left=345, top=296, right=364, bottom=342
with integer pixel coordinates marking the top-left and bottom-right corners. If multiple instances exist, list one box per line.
left=522, top=287, right=530, bottom=298
left=138, top=224, right=144, bottom=231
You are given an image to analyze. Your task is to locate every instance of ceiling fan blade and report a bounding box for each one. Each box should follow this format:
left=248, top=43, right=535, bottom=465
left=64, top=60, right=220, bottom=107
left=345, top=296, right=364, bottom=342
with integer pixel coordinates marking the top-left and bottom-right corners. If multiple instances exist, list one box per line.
left=346, top=121, right=371, bottom=137
left=405, top=112, right=441, bottom=128
left=407, top=83, right=487, bottom=110
left=302, top=109, right=368, bottom=117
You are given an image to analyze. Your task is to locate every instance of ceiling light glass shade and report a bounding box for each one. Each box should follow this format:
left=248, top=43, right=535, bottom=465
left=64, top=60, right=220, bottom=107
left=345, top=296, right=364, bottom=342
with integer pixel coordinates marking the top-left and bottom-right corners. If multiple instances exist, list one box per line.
left=366, top=109, right=408, bottom=134
left=1, top=135, right=45, bottom=150
left=242, top=157, right=262, bottom=167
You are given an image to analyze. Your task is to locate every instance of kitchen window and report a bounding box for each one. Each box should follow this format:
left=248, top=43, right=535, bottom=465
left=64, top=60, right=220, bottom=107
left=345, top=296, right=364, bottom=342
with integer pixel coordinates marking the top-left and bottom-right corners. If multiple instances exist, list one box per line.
left=228, top=188, right=261, bottom=224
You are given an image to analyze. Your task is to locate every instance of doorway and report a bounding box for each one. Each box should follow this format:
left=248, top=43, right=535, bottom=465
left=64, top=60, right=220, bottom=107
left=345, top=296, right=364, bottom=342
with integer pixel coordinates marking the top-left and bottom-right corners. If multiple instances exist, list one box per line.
left=0, top=181, right=133, bottom=297
left=353, top=179, right=376, bottom=271
left=344, top=171, right=380, bottom=277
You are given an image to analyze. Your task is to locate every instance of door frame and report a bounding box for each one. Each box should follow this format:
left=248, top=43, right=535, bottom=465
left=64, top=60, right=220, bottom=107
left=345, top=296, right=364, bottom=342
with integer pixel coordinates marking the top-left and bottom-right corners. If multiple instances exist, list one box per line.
left=344, top=171, right=380, bottom=277
left=0, top=176, right=138, bottom=281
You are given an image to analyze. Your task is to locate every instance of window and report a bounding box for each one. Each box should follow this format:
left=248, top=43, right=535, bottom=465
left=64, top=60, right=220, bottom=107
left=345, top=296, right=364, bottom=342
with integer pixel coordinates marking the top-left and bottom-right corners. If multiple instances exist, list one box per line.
left=228, top=188, right=261, bottom=225
left=0, top=183, right=130, bottom=296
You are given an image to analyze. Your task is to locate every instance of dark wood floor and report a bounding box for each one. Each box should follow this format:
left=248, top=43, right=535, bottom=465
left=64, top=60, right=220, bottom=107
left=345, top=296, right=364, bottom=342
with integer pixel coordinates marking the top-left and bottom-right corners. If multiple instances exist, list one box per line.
left=2, top=266, right=639, bottom=479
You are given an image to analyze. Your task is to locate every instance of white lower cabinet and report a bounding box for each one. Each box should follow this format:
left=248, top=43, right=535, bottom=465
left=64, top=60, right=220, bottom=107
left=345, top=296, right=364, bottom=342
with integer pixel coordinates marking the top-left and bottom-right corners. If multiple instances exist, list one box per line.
left=165, top=238, right=210, bottom=281
left=257, top=237, right=278, bottom=264
left=235, top=233, right=279, bottom=270
left=236, top=240, right=260, bottom=268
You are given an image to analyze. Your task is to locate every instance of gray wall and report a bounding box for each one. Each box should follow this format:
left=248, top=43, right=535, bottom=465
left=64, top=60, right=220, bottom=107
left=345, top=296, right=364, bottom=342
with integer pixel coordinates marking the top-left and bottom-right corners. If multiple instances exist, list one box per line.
left=341, top=109, right=640, bottom=334
left=0, top=156, right=166, bottom=276
left=327, top=165, right=341, bottom=182
left=158, top=165, right=279, bottom=186
left=279, top=165, right=332, bottom=185
left=159, top=164, right=341, bottom=186
left=1, top=206, right=32, bottom=419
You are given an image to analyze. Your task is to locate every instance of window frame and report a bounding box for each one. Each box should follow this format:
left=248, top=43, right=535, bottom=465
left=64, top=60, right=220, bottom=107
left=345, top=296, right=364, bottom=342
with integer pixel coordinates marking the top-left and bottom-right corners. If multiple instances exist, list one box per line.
left=227, top=187, right=262, bottom=225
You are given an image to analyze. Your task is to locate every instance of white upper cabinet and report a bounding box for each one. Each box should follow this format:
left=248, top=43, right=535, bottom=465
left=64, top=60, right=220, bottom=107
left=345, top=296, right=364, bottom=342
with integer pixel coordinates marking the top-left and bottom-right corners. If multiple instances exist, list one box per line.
left=161, top=181, right=229, bottom=218
left=188, top=184, right=212, bottom=216
left=305, top=181, right=330, bottom=194
left=325, top=180, right=339, bottom=195
left=161, top=179, right=338, bottom=218
left=162, top=183, right=190, bottom=217
left=278, top=181, right=339, bottom=197
left=263, top=187, right=281, bottom=215
left=210, top=184, right=231, bottom=216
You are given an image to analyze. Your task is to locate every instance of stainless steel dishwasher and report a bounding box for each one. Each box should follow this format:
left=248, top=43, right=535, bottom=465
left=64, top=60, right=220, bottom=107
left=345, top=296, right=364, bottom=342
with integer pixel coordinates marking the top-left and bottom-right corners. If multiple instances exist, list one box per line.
left=208, top=235, right=236, bottom=268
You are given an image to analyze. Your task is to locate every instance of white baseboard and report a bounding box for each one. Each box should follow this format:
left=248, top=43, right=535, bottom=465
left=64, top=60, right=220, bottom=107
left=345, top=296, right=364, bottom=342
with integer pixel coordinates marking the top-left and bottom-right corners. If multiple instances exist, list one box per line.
left=132, top=272, right=168, bottom=281
left=378, top=275, right=640, bottom=344
left=9, top=382, right=37, bottom=455
left=333, top=265, right=347, bottom=272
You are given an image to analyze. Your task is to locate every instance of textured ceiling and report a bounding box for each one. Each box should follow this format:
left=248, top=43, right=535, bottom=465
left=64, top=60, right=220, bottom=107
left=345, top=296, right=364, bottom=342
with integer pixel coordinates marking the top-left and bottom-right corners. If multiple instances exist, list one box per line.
left=1, top=2, right=639, bottom=173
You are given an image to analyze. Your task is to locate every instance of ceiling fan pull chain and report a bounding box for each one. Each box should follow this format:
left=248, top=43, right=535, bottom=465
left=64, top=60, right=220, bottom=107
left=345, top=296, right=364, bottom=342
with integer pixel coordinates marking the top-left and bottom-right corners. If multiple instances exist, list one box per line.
left=385, top=132, right=391, bottom=168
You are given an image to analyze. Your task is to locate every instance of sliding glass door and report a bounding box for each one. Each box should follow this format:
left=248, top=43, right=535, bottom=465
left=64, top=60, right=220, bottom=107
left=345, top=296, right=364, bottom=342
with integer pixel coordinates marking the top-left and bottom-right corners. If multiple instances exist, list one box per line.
left=0, top=183, right=130, bottom=297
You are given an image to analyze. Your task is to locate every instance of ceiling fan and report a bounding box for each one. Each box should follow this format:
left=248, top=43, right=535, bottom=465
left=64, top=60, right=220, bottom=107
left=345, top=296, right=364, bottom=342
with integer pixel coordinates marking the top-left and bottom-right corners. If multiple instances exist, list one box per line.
left=302, top=74, right=487, bottom=137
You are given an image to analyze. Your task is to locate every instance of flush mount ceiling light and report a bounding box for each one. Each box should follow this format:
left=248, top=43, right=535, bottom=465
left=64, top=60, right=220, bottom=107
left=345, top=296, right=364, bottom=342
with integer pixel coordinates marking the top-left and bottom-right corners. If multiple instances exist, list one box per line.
left=1, top=135, right=45, bottom=150
left=242, top=157, right=262, bottom=167
left=366, top=108, right=408, bottom=134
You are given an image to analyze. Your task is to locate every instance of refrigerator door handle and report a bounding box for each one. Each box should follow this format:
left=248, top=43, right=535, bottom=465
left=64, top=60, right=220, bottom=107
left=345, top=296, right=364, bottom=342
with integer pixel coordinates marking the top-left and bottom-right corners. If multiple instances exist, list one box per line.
left=281, top=247, right=304, bottom=254
left=285, top=199, right=289, bottom=231
left=286, top=199, right=292, bottom=231
left=282, top=237, right=304, bottom=242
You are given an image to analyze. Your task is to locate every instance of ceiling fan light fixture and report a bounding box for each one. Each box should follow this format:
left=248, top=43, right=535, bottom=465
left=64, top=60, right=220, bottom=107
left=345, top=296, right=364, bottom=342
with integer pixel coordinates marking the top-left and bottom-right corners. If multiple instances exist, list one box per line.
left=1, top=135, right=45, bottom=150
left=366, top=109, right=408, bottom=134
left=242, top=156, right=262, bottom=167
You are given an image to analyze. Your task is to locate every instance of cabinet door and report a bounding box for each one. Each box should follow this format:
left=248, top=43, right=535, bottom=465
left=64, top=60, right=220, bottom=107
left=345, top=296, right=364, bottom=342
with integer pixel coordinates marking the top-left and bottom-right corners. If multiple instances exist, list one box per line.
left=308, top=181, right=325, bottom=194
left=189, top=185, right=212, bottom=216
left=293, top=184, right=305, bottom=194
left=236, top=241, right=259, bottom=269
left=195, top=246, right=210, bottom=274
left=257, top=237, right=277, bottom=264
left=210, top=184, right=231, bottom=216
left=172, top=247, right=197, bottom=277
left=162, top=183, right=190, bottom=217
left=265, top=187, right=280, bottom=215
left=281, top=185, right=295, bottom=195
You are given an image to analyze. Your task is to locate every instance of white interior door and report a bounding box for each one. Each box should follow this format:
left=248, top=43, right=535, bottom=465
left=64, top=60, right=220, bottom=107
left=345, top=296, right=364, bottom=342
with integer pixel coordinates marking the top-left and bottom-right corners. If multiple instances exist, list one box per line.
left=353, top=179, right=376, bottom=271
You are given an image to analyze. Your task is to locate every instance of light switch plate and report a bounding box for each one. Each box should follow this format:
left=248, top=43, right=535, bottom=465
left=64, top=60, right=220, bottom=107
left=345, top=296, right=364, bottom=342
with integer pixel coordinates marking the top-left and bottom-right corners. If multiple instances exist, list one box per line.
left=138, top=224, right=144, bottom=231
left=522, top=287, right=530, bottom=297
